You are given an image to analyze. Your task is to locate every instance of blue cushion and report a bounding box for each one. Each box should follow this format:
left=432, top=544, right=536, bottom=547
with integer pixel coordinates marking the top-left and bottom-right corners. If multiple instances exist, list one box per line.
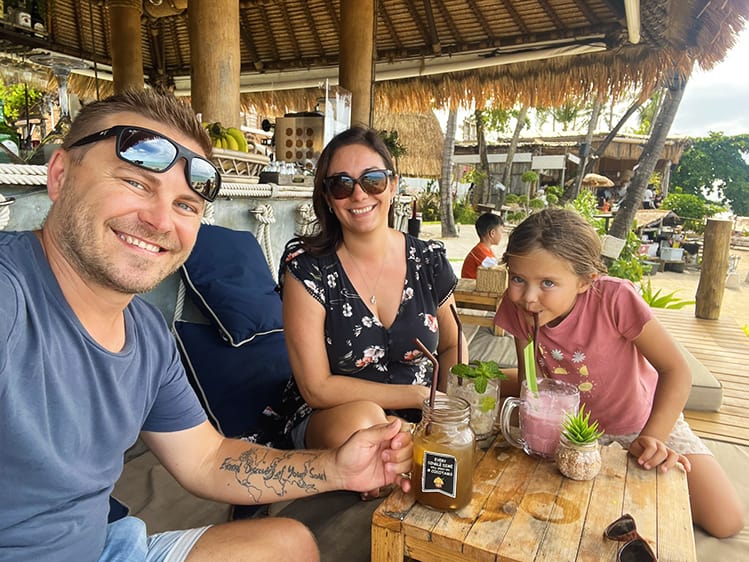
left=181, top=224, right=282, bottom=347
left=174, top=320, right=291, bottom=439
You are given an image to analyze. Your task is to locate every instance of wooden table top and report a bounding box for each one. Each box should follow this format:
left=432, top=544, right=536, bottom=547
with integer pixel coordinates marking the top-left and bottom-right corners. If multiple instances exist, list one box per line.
left=372, top=437, right=695, bottom=562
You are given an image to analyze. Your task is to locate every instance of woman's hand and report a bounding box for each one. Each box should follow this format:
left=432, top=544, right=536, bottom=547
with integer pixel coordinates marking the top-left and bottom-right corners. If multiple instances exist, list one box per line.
left=628, top=434, right=691, bottom=472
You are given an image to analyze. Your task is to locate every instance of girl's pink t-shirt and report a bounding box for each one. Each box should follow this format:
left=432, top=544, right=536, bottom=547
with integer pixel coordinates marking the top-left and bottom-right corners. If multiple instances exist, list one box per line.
left=495, top=276, right=657, bottom=435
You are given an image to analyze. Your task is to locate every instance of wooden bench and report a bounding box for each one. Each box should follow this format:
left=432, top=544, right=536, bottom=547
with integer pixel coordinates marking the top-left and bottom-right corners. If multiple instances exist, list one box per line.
left=453, top=278, right=504, bottom=336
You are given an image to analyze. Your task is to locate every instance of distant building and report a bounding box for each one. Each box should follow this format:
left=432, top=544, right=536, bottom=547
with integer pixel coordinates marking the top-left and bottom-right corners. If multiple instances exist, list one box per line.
left=453, top=133, right=689, bottom=202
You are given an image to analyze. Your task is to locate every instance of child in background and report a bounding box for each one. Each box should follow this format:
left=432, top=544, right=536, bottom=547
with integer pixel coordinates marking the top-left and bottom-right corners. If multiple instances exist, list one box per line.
left=461, top=212, right=503, bottom=279
left=494, top=208, right=743, bottom=538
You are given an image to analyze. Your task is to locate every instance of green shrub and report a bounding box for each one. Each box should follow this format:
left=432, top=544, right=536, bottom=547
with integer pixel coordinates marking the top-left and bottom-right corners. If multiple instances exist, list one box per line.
left=417, top=190, right=440, bottom=221
left=453, top=199, right=478, bottom=224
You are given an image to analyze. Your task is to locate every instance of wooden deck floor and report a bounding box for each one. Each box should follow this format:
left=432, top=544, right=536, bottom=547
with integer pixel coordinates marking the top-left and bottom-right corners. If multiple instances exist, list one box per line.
left=653, top=308, right=749, bottom=447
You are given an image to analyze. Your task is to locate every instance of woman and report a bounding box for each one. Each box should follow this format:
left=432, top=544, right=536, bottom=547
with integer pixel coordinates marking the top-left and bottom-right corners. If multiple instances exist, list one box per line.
left=277, top=126, right=466, bottom=462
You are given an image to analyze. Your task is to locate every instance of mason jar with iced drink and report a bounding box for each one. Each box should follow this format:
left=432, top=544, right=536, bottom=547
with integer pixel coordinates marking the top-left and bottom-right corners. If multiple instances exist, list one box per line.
left=412, top=396, right=475, bottom=511
left=499, top=378, right=580, bottom=459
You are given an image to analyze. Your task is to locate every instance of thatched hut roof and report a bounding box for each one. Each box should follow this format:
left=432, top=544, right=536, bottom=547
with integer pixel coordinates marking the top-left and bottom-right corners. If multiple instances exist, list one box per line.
left=2, top=1, right=747, bottom=115
left=373, top=112, right=444, bottom=178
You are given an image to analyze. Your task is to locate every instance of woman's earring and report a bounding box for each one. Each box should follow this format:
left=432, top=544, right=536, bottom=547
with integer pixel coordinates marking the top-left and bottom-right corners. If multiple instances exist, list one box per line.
left=328, top=205, right=333, bottom=213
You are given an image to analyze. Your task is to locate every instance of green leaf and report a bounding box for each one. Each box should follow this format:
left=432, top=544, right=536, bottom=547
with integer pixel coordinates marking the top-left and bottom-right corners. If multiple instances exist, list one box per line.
left=473, top=377, right=488, bottom=394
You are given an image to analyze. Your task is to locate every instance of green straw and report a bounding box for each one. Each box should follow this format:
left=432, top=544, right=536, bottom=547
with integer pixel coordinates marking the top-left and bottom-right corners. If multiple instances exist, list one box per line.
left=523, top=312, right=540, bottom=395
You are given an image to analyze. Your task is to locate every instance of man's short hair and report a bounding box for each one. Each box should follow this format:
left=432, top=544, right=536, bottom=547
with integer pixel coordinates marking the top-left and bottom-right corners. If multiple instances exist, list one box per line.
left=475, top=211, right=503, bottom=237
left=62, top=89, right=211, bottom=158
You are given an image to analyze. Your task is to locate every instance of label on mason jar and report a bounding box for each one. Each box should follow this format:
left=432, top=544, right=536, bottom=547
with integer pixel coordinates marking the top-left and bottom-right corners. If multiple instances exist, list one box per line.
left=420, top=451, right=458, bottom=498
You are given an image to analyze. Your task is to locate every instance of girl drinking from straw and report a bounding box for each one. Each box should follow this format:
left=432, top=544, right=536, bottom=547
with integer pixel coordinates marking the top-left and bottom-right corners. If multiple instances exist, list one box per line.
left=494, top=208, right=743, bottom=538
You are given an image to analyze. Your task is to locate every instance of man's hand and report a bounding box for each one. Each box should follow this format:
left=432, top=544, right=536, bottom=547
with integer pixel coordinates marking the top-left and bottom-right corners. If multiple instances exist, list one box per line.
left=332, top=419, right=413, bottom=493
left=628, top=434, right=691, bottom=473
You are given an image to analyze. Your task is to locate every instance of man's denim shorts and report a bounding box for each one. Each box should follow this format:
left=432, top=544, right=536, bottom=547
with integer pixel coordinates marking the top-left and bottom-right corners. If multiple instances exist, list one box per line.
left=99, top=516, right=211, bottom=562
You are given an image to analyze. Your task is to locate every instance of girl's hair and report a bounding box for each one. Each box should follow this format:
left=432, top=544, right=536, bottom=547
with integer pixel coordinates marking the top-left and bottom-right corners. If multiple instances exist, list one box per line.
left=503, top=208, right=607, bottom=278
left=62, top=89, right=212, bottom=158
left=298, top=125, right=396, bottom=256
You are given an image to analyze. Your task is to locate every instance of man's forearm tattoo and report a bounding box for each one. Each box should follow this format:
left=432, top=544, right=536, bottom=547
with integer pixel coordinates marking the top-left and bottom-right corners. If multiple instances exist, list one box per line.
left=219, top=448, right=327, bottom=502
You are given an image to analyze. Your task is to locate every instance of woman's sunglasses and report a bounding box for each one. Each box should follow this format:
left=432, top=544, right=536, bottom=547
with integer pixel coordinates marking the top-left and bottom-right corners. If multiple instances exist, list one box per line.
left=70, top=125, right=222, bottom=202
left=603, top=514, right=658, bottom=561
left=322, top=169, right=393, bottom=199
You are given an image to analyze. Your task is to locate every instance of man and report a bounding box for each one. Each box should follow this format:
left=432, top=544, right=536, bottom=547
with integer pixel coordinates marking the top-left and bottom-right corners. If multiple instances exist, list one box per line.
left=0, top=90, right=412, bottom=562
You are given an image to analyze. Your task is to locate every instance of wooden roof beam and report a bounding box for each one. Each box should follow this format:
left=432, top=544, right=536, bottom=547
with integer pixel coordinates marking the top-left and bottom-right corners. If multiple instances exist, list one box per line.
left=538, top=0, right=565, bottom=31
left=378, top=2, right=404, bottom=57
left=422, top=0, right=441, bottom=54
left=434, top=0, right=461, bottom=46
left=277, top=2, right=302, bottom=62
left=238, top=9, right=264, bottom=71
left=499, top=0, right=530, bottom=35
left=403, top=0, right=433, bottom=49
left=300, top=1, right=326, bottom=60
left=467, top=0, right=494, bottom=37
left=571, top=0, right=598, bottom=24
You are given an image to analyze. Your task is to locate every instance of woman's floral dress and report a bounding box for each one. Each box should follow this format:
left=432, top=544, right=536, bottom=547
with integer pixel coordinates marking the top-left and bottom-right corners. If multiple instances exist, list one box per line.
left=276, top=234, right=458, bottom=437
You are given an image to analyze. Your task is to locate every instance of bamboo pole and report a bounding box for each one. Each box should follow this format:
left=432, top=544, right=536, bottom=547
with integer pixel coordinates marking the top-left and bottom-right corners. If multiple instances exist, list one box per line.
left=109, top=0, right=144, bottom=93
left=340, top=0, right=375, bottom=127
left=188, top=0, right=241, bottom=128
left=695, top=218, right=732, bottom=319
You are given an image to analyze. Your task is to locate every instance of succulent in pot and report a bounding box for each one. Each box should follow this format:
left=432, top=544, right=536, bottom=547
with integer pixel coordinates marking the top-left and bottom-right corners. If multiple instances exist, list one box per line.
left=448, top=360, right=507, bottom=443
left=555, top=404, right=604, bottom=480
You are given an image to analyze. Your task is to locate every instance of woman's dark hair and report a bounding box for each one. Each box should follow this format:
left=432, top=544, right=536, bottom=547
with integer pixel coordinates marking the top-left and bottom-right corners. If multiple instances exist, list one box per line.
left=298, top=126, right=396, bottom=256
left=503, top=208, right=607, bottom=278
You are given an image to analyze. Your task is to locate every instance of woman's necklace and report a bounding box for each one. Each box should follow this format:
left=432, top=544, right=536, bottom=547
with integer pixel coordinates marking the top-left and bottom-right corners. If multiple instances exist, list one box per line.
left=343, top=243, right=388, bottom=305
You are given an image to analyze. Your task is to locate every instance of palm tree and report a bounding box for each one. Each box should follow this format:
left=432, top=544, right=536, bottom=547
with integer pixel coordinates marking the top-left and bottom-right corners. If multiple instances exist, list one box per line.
left=440, top=108, right=459, bottom=237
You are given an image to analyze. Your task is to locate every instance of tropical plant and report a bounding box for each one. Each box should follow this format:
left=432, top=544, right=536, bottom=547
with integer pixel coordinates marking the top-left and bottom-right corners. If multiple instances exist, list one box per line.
left=639, top=278, right=695, bottom=309
left=450, top=360, right=507, bottom=394
left=661, top=188, right=725, bottom=233
left=378, top=129, right=407, bottom=159
left=452, top=198, right=477, bottom=224
left=561, top=404, right=604, bottom=445
left=670, top=132, right=749, bottom=216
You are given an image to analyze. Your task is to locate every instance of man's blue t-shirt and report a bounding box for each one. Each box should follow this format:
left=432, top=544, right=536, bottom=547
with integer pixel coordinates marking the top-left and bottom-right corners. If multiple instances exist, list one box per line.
left=0, top=231, right=207, bottom=561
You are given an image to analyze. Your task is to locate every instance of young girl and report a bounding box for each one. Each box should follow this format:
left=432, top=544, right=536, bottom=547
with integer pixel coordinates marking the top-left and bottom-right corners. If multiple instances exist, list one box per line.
left=495, top=208, right=743, bottom=538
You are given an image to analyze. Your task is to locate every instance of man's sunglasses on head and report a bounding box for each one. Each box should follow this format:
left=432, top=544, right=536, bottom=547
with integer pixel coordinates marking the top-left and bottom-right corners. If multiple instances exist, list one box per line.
left=70, top=125, right=222, bottom=202
left=323, top=169, right=393, bottom=200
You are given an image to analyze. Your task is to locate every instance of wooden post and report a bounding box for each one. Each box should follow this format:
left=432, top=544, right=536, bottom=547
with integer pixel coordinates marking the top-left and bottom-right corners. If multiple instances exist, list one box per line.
left=187, top=0, right=241, bottom=128
left=695, top=218, right=732, bottom=319
left=108, top=0, right=144, bottom=92
left=340, top=0, right=375, bottom=127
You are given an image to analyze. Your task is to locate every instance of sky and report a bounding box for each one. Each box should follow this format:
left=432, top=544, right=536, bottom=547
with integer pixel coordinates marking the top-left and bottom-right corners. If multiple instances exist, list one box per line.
left=671, top=27, right=749, bottom=137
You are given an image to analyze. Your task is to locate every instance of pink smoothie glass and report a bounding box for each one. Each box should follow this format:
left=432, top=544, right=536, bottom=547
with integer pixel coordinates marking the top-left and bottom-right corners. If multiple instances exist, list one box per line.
left=499, top=378, right=580, bottom=459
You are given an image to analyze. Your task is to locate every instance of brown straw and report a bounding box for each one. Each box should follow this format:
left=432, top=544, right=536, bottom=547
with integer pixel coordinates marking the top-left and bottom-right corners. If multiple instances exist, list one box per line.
left=414, top=337, right=439, bottom=434
left=449, top=303, right=464, bottom=385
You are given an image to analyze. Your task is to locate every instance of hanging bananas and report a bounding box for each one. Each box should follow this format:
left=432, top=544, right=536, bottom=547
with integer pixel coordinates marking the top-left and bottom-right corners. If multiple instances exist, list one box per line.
left=204, top=122, right=249, bottom=152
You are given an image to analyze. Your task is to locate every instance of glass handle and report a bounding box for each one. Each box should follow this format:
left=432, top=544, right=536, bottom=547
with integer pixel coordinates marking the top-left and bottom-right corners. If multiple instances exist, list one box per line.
left=499, top=397, right=524, bottom=449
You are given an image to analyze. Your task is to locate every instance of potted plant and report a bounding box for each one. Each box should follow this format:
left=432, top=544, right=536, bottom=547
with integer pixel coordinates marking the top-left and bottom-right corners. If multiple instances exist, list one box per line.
left=448, top=360, right=507, bottom=444
left=555, top=404, right=604, bottom=480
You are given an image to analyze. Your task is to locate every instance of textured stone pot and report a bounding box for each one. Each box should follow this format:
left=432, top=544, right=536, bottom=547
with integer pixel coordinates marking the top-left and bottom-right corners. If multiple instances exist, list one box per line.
left=555, top=436, right=602, bottom=481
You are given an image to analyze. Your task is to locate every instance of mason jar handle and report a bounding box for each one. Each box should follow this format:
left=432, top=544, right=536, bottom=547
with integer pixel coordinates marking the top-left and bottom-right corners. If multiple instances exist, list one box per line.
left=500, top=397, right=524, bottom=450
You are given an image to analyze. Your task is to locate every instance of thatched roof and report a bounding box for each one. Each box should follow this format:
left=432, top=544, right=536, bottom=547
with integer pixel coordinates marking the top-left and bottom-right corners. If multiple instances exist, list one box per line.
left=373, top=112, right=444, bottom=178
left=1, top=1, right=747, bottom=114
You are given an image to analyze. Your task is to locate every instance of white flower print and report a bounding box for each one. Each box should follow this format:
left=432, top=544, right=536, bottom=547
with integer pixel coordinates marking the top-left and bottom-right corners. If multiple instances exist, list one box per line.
left=342, top=303, right=352, bottom=317
left=355, top=345, right=385, bottom=368
left=572, top=351, right=586, bottom=363
left=304, top=279, right=325, bottom=303
left=402, top=286, right=414, bottom=302
left=362, top=316, right=373, bottom=328
left=550, top=349, right=564, bottom=361
left=327, top=273, right=338, bottom=288
left=423, top=314, right=438, bottom=332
